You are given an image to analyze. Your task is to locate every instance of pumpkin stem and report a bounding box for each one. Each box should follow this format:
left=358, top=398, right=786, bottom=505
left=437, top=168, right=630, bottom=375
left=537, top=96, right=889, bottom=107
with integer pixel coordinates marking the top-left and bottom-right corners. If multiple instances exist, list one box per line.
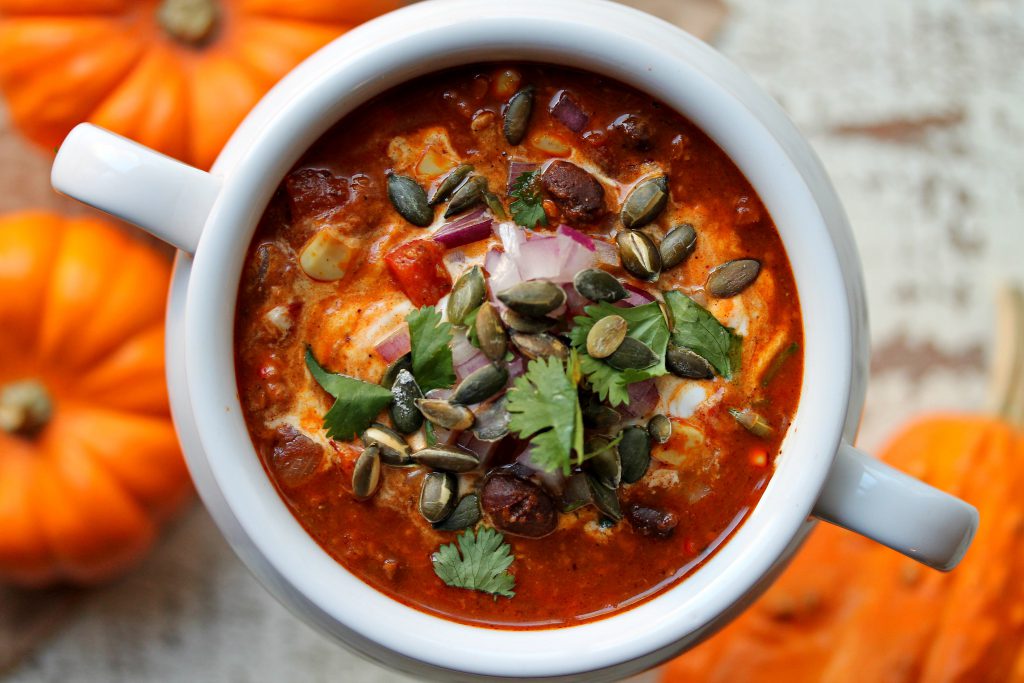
left=158, top=0, right=220, bottom=46
left=0, top=379, right=53, bottom=438
left=988, top=284, right=1024, bottom=427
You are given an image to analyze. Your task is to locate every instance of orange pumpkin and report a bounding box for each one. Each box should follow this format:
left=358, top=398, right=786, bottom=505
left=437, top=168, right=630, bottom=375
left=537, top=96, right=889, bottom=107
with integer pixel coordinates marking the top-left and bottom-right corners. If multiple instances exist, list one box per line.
left=664, top=286, right=1024, bottom=683
left=0, top=0, right=403, bottom=169
left=0, top=211, right=190, bottom=586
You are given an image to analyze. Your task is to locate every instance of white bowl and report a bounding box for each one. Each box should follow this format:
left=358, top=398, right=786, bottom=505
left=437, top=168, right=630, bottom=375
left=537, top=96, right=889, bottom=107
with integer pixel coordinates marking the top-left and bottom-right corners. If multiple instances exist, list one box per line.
left=51, top=1, right=978, bottom=680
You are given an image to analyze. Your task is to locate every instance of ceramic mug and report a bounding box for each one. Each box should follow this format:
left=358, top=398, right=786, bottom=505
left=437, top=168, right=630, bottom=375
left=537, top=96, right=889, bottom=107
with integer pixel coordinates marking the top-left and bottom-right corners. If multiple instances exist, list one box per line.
left=50, top=0, right=979, bottom=680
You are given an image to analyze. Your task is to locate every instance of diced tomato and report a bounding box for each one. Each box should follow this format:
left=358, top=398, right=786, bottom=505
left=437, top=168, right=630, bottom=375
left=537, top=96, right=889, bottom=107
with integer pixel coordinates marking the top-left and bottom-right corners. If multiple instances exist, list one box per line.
left=384, top=239, right=452, bottom=307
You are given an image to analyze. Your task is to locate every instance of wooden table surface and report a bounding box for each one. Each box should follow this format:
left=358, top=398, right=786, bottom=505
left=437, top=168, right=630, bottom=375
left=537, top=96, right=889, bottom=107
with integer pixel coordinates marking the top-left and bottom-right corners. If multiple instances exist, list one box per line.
left=4, top=0, right=1023, bottom=680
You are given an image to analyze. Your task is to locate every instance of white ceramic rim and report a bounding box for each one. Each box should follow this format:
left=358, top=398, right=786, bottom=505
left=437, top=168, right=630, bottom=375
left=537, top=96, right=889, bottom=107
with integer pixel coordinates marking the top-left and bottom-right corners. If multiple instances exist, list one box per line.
left=182, top=0, right=854, bottom=677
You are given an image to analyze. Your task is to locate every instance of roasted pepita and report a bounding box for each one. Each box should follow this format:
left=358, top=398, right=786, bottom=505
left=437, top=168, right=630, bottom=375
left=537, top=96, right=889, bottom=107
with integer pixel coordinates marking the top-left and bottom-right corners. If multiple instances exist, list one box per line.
left=416, top=399, right=475, bottom=431
left=707, top=259, right=761, bottom=298
left=444, top=175, right=488, bottom=218
left=616, top=230, right=662, bottom=281
left=432, top=493, right=482, bottom=531
left=451, top=363, right=509, bottom=405
left=511, top=333, right=569, bottom=361
left=497, top=280, right=567, bottom=316
left=352, top=445, right=381, bottom=500
left=730, top=408, right=773, bottom=438
left=561, top=473, right=592, bottom=512
left=447, top=266, right=486, bottom=325
left=419, top=471, right=458, bottom=523
left=475, top=302, right=508, bottom=361
left=647, top=414, right=672, bottom=444
left=660, top=223, right=697, bottom=269
left=586, top=314, right=627, bottom=359
left=389, top=369, right=424, bottom=434
left=412, top=445, right=481, bottom=473
left=361, top=423, right=413, bottom=466
left=619, top=426, right=651, bottom=484
left=606, top=336, right=658, bottom=370
left=587, top=474, right=622, bottom=522
left=666, top=344, right=714, bottom=379
left=621, top=175, right=669, bottom=229
left=428, top=163, right=473, bottom=206
left=380, top=352, right=413, bottom=389
left=573, top=268, right=628, bottom=303
left=582, top=403, right=621, bottom=434
left=471, top=395, right=511, bottom=441
left=587, top=437, right=622, bottom=489
left=503, top=86, right=535, bottom=145
left=500, top=308, right=557, bottom=334
left=387, top=172, right=433, bottom=227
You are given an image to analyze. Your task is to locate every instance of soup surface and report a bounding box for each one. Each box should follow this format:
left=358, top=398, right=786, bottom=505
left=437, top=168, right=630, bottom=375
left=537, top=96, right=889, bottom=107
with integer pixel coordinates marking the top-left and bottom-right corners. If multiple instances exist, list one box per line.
left=235, top=63, right=803, bottom=629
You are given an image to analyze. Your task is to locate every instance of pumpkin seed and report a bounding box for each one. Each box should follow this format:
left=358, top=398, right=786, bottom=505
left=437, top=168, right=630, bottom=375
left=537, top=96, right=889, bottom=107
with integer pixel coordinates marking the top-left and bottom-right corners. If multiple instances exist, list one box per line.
left=475, top=302, right=508, bottom=361
left=606, top=336, right=658, bottom=371
left=419, top=471, right=458, bottom=523
left=444, top=175, right=488, bottom=218
left=412, top=445, right=480, bottom=473
left=586, top=314, right=628, bottom=359
left=561, top=473, right=592, bottom=512
left=483, top=190, right=508, bottom=220
left=416, top=399, right=474, bottom=431
left=707, top=259, right=761, bottom=298
left=587, top=437, right=622, bottom=489
left=352, top=445, right=381, bottom=500
left=500, top=308, right=557, bottom=334
left=433, top=493, right=482, bottom=531
left=621, top=175, right=669, bottom=229
left=497, top=280, right=567, bottom=316
left=511, top=333, right=569, bottom=361
left=362, top=423, right=412, bottom=466
left=660, top=223, right=697, bottom=269
left=387, top=173, right=433, bottom=227
left=428, top=163, right=473, bottom=206
left=471, top=395, right=511, bottom=441
left=619, top=426, right=651, bottom=484
left=666, top=344, right=714, bottom=379
left=389, top=369, right=424, bottom=434
left=573, top=268, right=628, bottom=303
left=586, top=474, right=622, bottom=522
left=380, top=352, right=413, bottom=389
left=503, top=86, right=535, bottom=145
left=447, top=266, right=486, bottom=325
left=730, top=408, right=773, bottom=438
left=582, top=403, right=621, bottom=434
left=616, top=230, right=662, bottom=281
left=647, top=414, right=672, bottom=444
left=451, top=363, right=509, bottom=405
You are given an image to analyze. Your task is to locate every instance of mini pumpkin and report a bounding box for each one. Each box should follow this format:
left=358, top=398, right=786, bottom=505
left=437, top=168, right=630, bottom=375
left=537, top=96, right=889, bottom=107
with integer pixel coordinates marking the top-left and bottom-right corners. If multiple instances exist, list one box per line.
left=0, top=0, right=402, bottom=169
left=0, top=211, right=190, bottom=586
left=664, top=286, right=1024, bottom=683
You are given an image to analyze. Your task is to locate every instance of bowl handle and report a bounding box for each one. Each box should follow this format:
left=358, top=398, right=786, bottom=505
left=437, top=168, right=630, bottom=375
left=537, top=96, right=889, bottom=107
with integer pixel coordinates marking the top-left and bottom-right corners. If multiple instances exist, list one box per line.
left=51, top=124, right=221, bottom=255
left=813, top=441, right=979, bottom=571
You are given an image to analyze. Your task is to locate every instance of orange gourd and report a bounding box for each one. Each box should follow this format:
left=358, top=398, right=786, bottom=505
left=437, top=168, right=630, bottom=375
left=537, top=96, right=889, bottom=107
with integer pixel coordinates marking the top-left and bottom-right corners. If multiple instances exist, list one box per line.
left=0, top=0, right=402, bottom=169
left=664, top=287, right=1024, bottom=683
left=0, top=211, right=190, bottom=586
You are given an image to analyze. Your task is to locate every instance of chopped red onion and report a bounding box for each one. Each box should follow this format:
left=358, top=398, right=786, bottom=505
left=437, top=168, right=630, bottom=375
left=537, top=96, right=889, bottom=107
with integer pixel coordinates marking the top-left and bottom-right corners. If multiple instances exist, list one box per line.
left=516, top=236, right=563, bottom=281
left=452, top=331, right=490, bottom=380
left=556, top=224, right=595, bottom=251
left=594, top=239, right=619, bottom=267
left=563, top=284, right=589, bottom=318
left=622, top=379, right=660, bottom=418
left=507, top=355, right=526, bottom=381
left=507, top=161, right=540, bottom=191
left=458, top=431, right=503, bottom=466
left=549, top=90, right=589, bottom=133
left=432, top=209, right=492, bottom=248
left=374, top=327, right=410, bottom=362
left=616, top=282, right=657, bottom=308
left=515, top=448, right=568, bottom=495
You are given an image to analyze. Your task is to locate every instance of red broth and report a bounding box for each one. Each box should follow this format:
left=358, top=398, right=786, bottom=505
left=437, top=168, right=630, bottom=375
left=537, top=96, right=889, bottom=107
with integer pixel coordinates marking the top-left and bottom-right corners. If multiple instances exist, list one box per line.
left=234, top=63, right=803, bottom=628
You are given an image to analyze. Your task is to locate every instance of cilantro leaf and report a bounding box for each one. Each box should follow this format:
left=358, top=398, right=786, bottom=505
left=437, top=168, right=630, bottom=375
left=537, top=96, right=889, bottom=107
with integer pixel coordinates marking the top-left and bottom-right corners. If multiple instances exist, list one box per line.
left=406, top=306, right=455, bottom=392
left=569, top=301, right=670, bottom=406
left=662, top=291, right=742, bottom=379
left=432, top=527, right=516, bottom=598
left=506, top=353, right=584, bottom=474
left=305, top=348, right=393, bottom=441
left=509, top=170, right=548, bottom=229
